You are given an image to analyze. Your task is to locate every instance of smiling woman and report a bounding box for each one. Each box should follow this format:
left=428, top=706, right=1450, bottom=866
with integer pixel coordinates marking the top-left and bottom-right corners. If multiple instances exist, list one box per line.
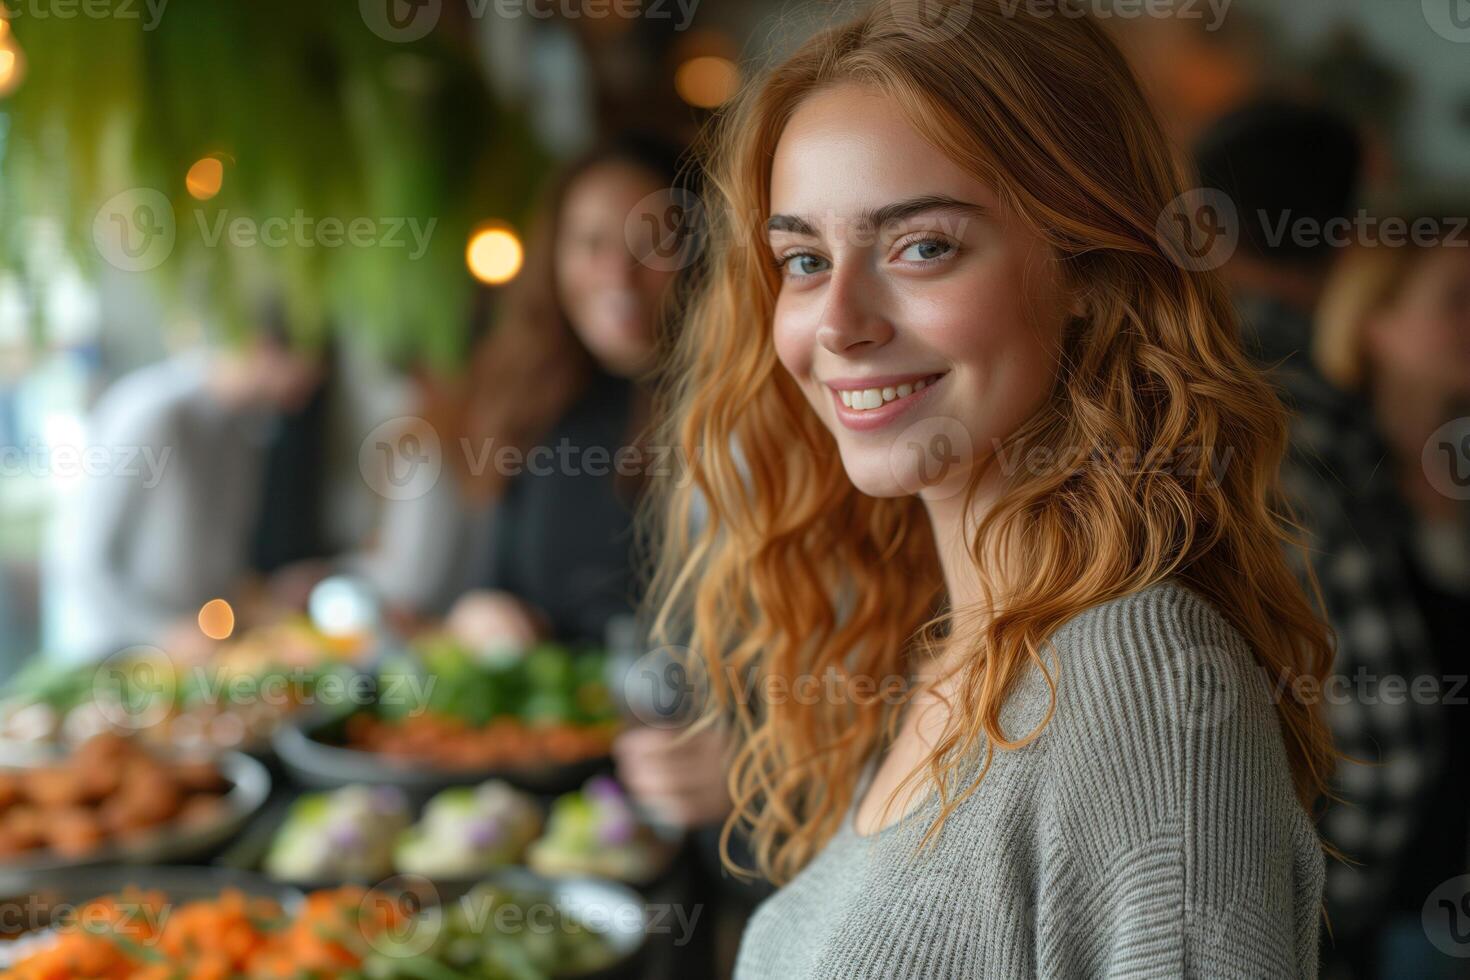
left=643, top=0, right=1337, bottom=977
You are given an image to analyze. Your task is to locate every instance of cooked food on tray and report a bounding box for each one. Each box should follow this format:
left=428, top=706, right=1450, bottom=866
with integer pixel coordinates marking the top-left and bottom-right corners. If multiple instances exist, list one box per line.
left=4, top=885, right=400, bottom=979
left=5, top=877, right=632, bottom=980
left=395, top=780, right=543, bottom=879
left=264, top=784, right=413, bottom=883
left=527, top=775, right=676, bottom=884
left=330, top=640, right=620, bottom=771
left=362, top=880, right=622, bottom=980
left=264, top=779, right=543, bottom=882
left=0, top=734, right=230, bottom=860
left=1, top=620, right=357, bottom=754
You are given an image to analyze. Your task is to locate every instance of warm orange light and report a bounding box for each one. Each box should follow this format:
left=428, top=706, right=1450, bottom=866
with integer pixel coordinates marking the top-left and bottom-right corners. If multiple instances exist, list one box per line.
left=466, top=226, right=523, bottom=285
left=0, top=41, right=24, bottom=98
left=198, top=598, right=235, bottom=640
left=185, top=157, right=224, bottom=201
left=674, top=55, right=738, bottom=109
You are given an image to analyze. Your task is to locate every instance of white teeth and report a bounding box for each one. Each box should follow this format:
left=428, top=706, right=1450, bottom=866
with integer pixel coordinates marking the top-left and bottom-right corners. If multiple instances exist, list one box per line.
left=837, top=375, right=941, bottom=412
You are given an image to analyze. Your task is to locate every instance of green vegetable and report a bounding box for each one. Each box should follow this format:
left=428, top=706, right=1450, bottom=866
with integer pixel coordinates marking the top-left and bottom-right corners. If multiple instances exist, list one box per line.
left=360, top=882, right=618, bottom=980
left=382, top=640, right=617, bottom=728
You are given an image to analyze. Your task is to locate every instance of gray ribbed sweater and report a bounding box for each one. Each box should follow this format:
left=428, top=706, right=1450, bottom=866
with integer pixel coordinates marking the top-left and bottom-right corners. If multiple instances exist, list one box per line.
left=735, top=581, right=1325, bottom=979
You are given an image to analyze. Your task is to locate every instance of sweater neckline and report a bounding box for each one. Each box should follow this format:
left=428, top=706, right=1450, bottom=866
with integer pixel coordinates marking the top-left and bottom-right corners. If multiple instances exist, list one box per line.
left=844, top=753, right=942, bottom=842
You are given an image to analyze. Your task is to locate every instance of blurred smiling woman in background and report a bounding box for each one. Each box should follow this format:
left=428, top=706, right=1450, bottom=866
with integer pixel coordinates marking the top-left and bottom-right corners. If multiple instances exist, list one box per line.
left=647, top=1, right=1336, bottom=977
left=369, top=133, right=686, bottom=646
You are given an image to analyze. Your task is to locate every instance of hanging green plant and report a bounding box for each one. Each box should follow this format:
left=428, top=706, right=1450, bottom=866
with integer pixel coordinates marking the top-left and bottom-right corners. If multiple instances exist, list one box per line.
left=0, top=3, right=548, bottom=367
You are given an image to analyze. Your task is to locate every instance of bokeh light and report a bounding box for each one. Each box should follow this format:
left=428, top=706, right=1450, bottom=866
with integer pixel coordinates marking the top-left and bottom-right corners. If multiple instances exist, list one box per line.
left=185, top=157, right=225, bottom=200
left=0, top=41, right=25, bottom=97
left=674, top=55, right=738, bottom=108
left=465, top=226, right=524, bottom=285
left=197, top=598, right=235, bottom=640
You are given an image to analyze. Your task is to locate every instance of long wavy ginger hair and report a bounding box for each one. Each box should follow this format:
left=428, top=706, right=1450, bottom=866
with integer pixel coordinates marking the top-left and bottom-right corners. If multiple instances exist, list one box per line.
left=644, top=0, right=1335, bottom=885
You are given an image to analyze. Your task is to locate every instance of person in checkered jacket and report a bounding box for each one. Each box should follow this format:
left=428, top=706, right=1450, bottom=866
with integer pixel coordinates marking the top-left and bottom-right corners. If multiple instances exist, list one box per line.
left=1197, top=100, right=1446, bottom=978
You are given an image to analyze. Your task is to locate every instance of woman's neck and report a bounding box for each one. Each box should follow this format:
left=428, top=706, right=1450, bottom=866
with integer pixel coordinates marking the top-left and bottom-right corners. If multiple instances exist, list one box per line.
left=920, top=471, right=1006, bottom=672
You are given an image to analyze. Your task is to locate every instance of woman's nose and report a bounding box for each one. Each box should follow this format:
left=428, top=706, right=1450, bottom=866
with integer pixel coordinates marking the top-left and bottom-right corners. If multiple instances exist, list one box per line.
left=815, top=266, right=894, bottom=354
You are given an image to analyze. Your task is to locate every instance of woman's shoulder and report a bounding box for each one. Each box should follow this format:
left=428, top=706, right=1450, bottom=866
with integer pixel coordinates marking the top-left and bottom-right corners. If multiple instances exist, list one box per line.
left=1031, top=578, right=1291, bottom=795
left=1045, top=578, right=1269, bottom=707
left=1029, top=580, right=1323, bottom=979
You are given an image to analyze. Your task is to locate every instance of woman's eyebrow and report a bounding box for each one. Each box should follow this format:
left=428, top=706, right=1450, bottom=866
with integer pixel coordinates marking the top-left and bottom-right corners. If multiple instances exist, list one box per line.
left=766, top=195, right=989, bottom=238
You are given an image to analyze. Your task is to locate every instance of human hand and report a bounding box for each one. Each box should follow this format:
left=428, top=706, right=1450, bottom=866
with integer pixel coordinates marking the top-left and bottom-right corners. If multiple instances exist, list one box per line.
left=613, top=723, right=734, bottom=829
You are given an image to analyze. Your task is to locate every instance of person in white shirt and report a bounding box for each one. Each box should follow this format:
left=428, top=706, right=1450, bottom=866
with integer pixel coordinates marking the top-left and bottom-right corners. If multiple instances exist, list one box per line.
left=47, top=327, right=326, bottom=662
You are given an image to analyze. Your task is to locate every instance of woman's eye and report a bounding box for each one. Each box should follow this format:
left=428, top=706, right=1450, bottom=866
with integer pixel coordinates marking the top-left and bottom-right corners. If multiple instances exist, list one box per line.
left=781, top=253, right=830, bottom=277
left=897, top=239, right=954, bottom=263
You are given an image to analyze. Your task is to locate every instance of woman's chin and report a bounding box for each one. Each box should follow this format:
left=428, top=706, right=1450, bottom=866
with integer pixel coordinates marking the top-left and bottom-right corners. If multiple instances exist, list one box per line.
left=837, top=451, right=917, bottom=499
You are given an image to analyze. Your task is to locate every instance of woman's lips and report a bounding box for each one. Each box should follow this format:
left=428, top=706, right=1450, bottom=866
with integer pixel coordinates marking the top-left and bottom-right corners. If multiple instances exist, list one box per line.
left=825, top=372, right=947, bottom=432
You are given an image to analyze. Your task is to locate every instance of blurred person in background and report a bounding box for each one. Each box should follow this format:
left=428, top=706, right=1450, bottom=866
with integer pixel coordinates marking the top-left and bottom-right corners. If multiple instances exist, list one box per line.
left=1314, top=215, right=1470, bottom=978
left=360, top=131, right=740, bottom=975
left=46, top=312, right=339, bottom=663
left=1196, top=99, right=1444, bottom=978
left=371, top=133, right=683, bottom=645
left=363, top=132, right=735, bottom=831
